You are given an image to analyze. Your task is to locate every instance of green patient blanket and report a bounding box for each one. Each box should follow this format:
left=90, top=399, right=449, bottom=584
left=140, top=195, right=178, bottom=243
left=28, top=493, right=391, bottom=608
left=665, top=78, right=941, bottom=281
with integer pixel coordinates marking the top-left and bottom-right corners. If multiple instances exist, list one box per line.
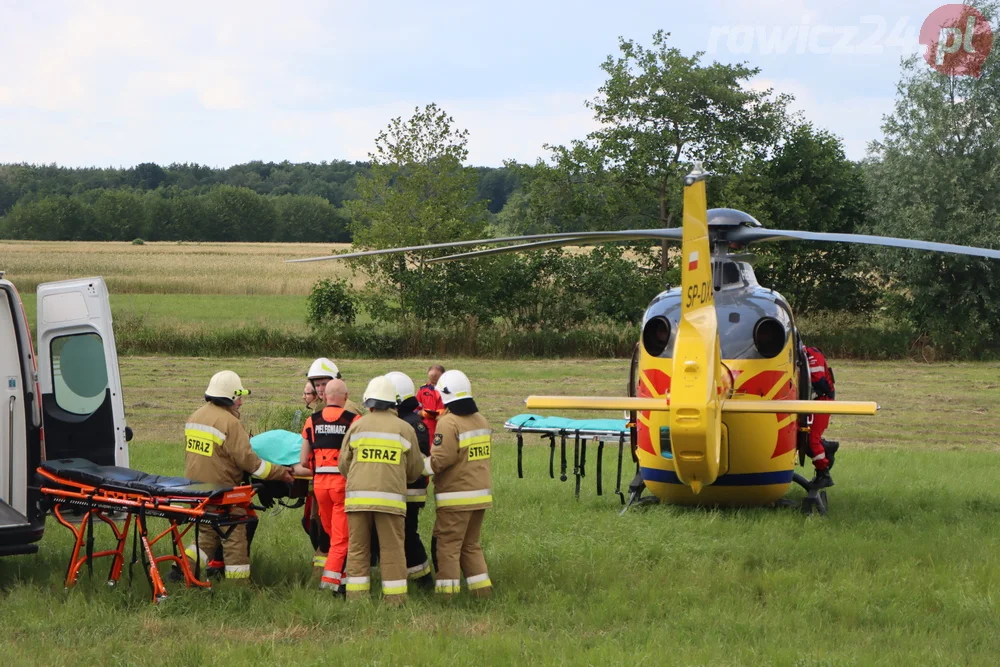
left=250, top=429, right=302, bottom=465
left=504, top=414, right=629, bottom=434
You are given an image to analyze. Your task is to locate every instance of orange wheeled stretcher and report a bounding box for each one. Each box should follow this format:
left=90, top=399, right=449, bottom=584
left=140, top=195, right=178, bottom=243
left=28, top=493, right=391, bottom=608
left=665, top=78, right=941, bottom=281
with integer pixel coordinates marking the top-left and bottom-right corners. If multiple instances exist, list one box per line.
left=36, top=458, right=258, bottom=603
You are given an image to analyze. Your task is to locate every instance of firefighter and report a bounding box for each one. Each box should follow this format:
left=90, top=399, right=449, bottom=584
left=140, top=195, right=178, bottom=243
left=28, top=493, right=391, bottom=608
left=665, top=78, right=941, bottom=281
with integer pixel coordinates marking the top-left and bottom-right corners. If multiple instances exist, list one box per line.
left=416, top=364, right=446, bottom=442
left=430, top=370, right=493, bottom=600
left=339, top=376, right=425, bottom=605
left=304, top=357, right=363, bottom=576
left=303, top=381, right=320, bottom=411
left=296, top=379, right=360, bottom=593
left=806, top=345, right=837, bottom=489
left=384, top=371, right=434, bottom=589
left=183, top=370, right=294, bottom=583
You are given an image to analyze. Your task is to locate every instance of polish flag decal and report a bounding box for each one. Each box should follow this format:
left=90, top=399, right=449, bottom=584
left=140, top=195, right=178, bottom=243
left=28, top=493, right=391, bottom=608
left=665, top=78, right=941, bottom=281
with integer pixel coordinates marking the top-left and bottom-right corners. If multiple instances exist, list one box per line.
left=688, top=251, right=699, bottom=271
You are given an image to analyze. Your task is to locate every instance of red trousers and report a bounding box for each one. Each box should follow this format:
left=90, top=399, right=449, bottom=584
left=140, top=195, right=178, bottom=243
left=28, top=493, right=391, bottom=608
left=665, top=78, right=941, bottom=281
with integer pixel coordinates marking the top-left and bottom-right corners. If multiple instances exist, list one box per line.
left=315, top=478, right=348, bottom=589
left=808, top=398, right=831, bottom=471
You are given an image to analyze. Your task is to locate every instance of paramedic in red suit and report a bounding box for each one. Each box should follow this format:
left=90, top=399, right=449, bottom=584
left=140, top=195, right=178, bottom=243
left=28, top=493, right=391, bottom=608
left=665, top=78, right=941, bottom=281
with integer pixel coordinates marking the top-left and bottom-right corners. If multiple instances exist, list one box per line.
left=294, top=378, right=361, bottom=593
left=416, top=364, right=446, bottom=442
left=806, top=346, right=835, bottom=489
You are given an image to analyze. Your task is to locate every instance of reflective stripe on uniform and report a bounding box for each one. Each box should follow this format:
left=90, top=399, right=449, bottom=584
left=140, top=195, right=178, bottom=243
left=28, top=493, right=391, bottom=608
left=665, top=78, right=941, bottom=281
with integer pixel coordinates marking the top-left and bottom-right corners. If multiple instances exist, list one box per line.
left=350, top=431, right=412, bottom=451
left=435, top=489, right=492, bottom=507
left=809, top=365, right=825, bottom=373
left=467, top=572, right=492, bottom=590
left=185, top=423, right=225, bottom=443
left=407, top=561, right=431, bottom=578
left=382, top=579, right=408, bottom=595
left=435, top=578, right=460, bottom=594
left=406, top=488, right=427, bottom=503
left=345, top=491, right=406, bottom=510
left=812, top=453, right=826, bottom=461
left=315, top=466, right=340, bottom=474
left=313, top=555, right=327, bottom=567
left=345, top=576, right=370, bottom=591
left=321, top=570, right=342, bottom=586
left=225, top=564, right=250, bottom=579
left=252, top=459, right=273, bottom=478
left=458, top=428, right=491, bottom=448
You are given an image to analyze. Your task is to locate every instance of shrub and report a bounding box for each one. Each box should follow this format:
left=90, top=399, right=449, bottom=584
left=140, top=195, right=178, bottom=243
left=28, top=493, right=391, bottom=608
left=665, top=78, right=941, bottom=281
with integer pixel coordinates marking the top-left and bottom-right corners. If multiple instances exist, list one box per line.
left=132, top=238, right=145, bottom=245
left=306, top=278, right=358, bottom=327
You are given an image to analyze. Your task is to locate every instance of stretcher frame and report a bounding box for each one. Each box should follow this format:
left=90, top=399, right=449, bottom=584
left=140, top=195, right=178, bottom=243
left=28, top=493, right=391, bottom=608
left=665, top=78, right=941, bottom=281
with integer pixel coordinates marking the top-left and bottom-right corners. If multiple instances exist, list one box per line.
left=36, top=466, right=258, bottom=603
left=504, top=422, right=639, bottom=504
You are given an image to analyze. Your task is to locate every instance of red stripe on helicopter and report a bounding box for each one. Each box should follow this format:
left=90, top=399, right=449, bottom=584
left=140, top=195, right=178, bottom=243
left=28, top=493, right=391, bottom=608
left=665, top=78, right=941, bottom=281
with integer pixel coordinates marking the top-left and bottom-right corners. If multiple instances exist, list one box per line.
left=636, top=369, right=670, bottom=455
left=688, top=251, right=699, bottom=271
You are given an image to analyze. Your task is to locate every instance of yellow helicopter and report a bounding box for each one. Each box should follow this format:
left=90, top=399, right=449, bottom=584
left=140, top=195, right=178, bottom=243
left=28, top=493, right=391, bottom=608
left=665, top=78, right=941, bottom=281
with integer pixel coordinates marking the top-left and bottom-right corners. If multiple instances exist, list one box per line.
left=290, top=165, right=1000, bottom=512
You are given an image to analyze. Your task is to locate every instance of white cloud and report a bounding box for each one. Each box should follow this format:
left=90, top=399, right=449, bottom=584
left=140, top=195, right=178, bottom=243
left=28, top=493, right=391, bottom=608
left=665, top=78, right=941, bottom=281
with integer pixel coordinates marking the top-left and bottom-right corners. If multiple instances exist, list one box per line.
left=751, top=77, right=894, bottom=160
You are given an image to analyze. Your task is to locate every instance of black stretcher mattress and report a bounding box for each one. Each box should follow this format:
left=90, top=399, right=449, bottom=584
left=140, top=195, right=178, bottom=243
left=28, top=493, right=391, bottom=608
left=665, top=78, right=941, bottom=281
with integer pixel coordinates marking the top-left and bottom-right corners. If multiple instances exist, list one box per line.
left=39, top=458, right=237, bottom=498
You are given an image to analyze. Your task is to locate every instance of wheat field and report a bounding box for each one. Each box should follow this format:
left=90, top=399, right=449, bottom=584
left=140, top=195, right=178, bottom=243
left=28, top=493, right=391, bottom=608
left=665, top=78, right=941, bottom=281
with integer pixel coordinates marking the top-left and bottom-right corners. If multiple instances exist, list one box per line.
left=0, top=240, right=360, bottom=295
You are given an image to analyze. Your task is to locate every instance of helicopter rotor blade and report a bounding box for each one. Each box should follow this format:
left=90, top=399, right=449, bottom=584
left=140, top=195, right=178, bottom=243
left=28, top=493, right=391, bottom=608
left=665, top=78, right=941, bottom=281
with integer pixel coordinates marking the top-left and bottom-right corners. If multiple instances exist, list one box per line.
left=285, top=229, right=682, bottom=263
left=426, top=229, right=684, bottom=263
left=728, top=228, right=1000, bottom=259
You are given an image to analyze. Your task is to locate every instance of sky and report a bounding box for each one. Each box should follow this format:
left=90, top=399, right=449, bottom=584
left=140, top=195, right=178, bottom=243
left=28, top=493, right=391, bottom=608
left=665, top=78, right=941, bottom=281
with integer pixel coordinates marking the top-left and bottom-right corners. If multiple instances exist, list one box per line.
left=0, top=0, right=959, bottom=168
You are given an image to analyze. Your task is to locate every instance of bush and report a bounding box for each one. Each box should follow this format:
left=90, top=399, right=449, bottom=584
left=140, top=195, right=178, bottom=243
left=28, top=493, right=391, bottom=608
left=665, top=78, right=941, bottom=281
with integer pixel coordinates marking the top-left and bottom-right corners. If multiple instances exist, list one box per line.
left=132, top=238, right=145, bottom=245
left=306, top=278, right=358, bottom=327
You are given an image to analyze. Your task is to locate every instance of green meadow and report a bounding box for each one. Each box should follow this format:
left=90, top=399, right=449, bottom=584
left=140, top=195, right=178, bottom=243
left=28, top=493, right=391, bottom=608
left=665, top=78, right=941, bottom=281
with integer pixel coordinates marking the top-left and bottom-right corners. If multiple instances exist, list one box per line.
left=1, top=357, right=999, bottom=665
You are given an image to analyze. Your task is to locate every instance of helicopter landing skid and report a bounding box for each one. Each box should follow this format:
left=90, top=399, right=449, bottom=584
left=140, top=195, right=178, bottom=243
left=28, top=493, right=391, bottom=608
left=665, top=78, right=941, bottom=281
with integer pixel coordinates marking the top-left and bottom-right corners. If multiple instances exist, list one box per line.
left=619, top=473, right=660, bottom=515
left=791, top=472, right=829, bottom=516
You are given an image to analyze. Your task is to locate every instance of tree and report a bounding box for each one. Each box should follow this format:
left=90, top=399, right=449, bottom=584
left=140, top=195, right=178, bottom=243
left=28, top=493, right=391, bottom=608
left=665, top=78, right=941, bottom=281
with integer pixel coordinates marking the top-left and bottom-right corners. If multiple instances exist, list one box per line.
left=0, top=195, right=97, bottom=240
left=201, top=185, right=276, bottom=242
left=93, top=189, right=147, bottom=240
left=272, top=194, right=350, bottom=242
left=867, top=26, right=1000, bottom=356
left=719, top=124, right=877, bottom=314
left=345, top=103, right=491, bottom=322
left=507, top=30, right=792, bottom=268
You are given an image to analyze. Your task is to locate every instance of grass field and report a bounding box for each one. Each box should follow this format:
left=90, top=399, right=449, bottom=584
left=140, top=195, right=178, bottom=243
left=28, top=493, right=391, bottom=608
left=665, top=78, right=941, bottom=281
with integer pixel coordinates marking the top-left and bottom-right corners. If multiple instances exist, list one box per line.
left=2, top=357, right=1000, bottom=665
left=1, top=240, right=357, bottom=295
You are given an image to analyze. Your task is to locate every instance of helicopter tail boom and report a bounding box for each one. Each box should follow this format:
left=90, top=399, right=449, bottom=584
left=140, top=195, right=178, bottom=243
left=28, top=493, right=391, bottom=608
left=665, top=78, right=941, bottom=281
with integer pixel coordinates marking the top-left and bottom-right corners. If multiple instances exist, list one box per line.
left=667, top=166, right=724, bottom=494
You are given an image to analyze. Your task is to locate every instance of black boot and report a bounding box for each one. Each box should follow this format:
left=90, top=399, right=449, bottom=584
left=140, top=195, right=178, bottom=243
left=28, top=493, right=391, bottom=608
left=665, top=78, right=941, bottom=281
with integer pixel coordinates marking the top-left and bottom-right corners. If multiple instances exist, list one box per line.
left=810, top=467, right=834, bottom=490
left=415, top=573, right=435, bottom=591
left=822, top=440, right=840, bottom=470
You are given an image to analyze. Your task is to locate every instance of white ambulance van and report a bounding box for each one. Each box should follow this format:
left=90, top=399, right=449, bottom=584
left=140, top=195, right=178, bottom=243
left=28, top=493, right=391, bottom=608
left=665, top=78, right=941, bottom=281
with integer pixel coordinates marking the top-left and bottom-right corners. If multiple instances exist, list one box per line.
left=0, top=273, right=129, bottom=556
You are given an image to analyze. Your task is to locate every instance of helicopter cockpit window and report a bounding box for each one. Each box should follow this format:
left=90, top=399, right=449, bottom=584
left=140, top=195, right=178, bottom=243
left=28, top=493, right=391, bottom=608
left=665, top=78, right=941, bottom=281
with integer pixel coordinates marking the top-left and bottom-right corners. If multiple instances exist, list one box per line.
left=722, top=262, right=741, bottom=286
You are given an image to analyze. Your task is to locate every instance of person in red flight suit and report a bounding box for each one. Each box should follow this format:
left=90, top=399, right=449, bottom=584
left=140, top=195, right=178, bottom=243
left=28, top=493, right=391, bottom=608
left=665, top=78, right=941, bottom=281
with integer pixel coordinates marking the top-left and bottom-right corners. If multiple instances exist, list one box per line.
left=416, top=364, right=446, bottom=442
left=805, top=345, right=837, bottom=489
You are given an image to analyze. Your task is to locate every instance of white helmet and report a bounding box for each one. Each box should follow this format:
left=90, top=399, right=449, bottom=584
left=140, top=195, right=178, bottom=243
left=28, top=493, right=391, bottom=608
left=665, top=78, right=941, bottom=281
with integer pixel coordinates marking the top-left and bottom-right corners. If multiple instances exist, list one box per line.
left=308, top=357, right=341, bottom=380
left=205, top=370, right=250, bottom=402
left=384, top=371, right=416, bottom=404
left=438, top=370, right=472, bottom=405
left=363, top=376, right=398, bottom=409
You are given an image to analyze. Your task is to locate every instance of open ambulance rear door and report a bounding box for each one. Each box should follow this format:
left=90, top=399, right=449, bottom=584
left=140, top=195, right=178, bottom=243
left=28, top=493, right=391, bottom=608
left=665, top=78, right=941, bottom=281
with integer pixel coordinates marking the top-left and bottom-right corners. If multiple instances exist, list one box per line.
left=0, top=276, right=44, bottom=555
left=36, top=277, right=130, bottom=467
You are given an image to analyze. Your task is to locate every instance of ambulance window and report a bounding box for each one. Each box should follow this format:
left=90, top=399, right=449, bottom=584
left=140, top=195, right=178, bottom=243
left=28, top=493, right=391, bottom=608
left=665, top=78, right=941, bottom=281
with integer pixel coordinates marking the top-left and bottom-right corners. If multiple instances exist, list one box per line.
left=51, top=333, right=108, bottom=415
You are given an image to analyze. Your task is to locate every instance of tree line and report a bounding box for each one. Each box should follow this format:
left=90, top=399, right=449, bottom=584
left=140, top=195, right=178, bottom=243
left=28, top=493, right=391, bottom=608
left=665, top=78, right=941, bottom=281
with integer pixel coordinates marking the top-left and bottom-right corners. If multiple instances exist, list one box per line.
left=0, top=161, right=520, bottom=242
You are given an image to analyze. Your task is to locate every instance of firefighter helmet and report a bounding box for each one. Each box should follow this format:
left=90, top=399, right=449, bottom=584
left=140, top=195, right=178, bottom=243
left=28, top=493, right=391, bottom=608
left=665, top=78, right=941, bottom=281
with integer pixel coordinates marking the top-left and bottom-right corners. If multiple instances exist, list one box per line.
left=307, top=357, right=341, bottom=380
left=363, top=376, right=398, bottom=409
left=384, top=371, right=416, bottom=403
left=205, top=370, right=250, bottom=403
left=438, top=370, right=472, bottom=405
